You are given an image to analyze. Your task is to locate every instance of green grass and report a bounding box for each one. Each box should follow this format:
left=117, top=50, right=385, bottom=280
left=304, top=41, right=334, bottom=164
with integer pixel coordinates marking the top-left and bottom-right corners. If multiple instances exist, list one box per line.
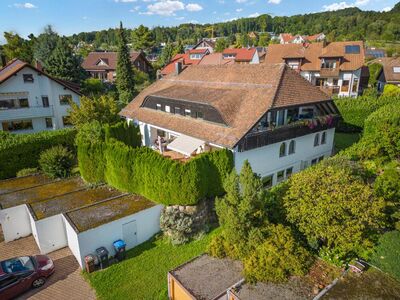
left=334, top=132, right=361, bottom=152
left=86, top=229, right=220, bottom=300
left=370, top=231, right=400, bottom=281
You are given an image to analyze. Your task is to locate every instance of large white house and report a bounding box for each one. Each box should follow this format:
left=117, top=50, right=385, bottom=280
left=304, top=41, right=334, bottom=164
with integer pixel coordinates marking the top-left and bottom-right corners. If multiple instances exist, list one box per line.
left=266, top=41, right=369, bottom=97
left=120, top=64, right=340, bottom=187
left=0, top=59, right=81, bottom=133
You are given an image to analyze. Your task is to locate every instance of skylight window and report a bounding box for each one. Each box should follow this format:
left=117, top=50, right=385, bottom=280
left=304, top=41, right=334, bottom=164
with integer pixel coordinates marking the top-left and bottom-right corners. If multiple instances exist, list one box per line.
left=393, top=67, right=400, bottom=73
left=345, top=45, right=360, bottom=54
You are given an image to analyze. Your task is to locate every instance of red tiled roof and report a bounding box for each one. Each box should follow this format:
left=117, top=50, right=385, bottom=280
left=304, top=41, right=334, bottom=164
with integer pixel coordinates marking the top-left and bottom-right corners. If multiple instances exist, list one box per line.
left=81, top=51, right=147, bottom=71
left=188, top=49, right=209, bottom=54
left=198, top=53, right=235, bottom=65
left=121, top=64, right=331, bottom=148
left=0, top=59, right=81, bottom=94
left=160, top=53, right=204, bottom=76
left=222, top=48, right=257, bottom=62
left=280, top=33, right=295, bottom=43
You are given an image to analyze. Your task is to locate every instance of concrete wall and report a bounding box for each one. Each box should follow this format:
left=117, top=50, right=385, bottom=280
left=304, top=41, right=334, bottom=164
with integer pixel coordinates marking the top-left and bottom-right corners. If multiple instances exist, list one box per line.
left=66, top=205, right=163, bottom=269
left=0, top=205, right=32, bottom=242
left=234, top=128, right=335, bottom=186
left=0, top=66, right=80, bottom=133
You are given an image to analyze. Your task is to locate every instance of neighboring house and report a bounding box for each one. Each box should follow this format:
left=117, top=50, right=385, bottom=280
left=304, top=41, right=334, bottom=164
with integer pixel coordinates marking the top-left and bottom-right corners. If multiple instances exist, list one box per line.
left=160, top=49, right=210, bottom=76
left=374, top=57, right=400, bottom=92
left=0, top=59, right=81, bottom=133
left=82, top=51, right=152, bottom=82
left=192, top=39, right=216, bottom=53
left=265, top=41, right=368, bottom=97
left=279, top=33, right=325, bottom=44
left=198, top=53, right=235, bottom=66
left=222, top=48, right=259, bottom=64
left=366, top=47, right=386, bottom=60
left=120, top=64, right=340, bottom=187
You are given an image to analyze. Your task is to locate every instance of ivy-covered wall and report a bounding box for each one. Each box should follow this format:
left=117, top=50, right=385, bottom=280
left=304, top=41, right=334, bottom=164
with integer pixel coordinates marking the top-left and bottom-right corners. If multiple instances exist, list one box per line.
left=77, top=122, right=234, bottom=205
left=0, top=129, right=76, bottom=179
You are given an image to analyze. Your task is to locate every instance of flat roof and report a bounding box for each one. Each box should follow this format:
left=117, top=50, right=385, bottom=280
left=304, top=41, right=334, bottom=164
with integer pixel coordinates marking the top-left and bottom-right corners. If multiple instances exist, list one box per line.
left=0, top=174, right=54, bottom=195
left=0, top=177, right=87, bottom=209
left=170, top=254, right=243, bottom=300
left=65, top=194, right=157, bottom=232
left=29, top=186, right=123, bottom=220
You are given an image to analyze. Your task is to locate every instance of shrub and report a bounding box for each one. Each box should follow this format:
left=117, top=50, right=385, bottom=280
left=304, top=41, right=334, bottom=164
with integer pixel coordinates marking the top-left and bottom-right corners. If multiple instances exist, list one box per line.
left=16, top=168, right=39, bottom=177
left=0, top=128, right=76, bottom=179
left=39, top=146, right=75, bottom=178
left=160, top=208, right=194, bottom=245
left=243, top=224, right=312, bottom=283
left=283, top=157, right=386, bottom=262
left=383, top=84, right=400, bottom=96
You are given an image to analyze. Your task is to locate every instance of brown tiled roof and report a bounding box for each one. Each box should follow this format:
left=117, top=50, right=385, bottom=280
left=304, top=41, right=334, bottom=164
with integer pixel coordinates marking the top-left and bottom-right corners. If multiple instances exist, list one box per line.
left=222, top=48, right=257, bottom=62
left=81, top=51, right=145, bottom=71
left=371, top=57, right=400, bottom=83
left=120, top=64, right=331, bottom=148
left=280, top=33, right=295, bottom=43
left=0, top=59, right=81, bottom=95
left=193, top=39, right=216, bottom=49
left=265, top=41, right=365, bottom=72
left=198, top=53, right=235, bottom=65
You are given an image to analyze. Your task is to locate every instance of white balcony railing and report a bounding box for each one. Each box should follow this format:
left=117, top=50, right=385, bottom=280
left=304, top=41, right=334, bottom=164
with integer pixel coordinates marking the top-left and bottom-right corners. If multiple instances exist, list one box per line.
left=0, top=106, right=54, bottom=121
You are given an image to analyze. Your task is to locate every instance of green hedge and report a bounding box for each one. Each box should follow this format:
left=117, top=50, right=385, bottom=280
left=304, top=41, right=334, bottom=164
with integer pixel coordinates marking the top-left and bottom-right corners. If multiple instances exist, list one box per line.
left=334, top=94, right=400, bottom=132
left=78, top=122, right=234, bottom=205
left=105, top=122, right=141, bottom=148
left=0, top=129, right=76, bottom=179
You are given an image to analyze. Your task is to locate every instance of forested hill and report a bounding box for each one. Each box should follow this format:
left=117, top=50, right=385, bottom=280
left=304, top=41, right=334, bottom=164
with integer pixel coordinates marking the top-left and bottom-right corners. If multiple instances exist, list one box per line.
left=70, top=3, right=400, bottom=47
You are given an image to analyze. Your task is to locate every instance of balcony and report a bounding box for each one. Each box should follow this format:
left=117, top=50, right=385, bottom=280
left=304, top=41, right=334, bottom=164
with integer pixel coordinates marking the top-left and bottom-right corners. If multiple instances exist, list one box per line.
left=237, top=115, right=340, bottom=152
left=0, top=106, right=54, bottom=121
left=320, top=68, right=340, bottom=77
left=320, top=86, right=340, bottom=96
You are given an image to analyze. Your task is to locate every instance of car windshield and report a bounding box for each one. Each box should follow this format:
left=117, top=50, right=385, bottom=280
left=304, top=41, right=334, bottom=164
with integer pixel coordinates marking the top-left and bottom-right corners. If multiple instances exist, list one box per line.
left=0, top=257, right=34, bottom=274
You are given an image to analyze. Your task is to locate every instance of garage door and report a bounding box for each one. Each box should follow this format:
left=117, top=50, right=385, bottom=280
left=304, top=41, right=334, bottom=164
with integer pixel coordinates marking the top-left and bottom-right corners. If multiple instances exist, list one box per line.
left=122, top=220, right=137, bottom=249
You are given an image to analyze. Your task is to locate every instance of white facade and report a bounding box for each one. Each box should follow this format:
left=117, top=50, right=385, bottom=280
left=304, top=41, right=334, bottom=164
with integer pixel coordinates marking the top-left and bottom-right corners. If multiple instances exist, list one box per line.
left=0, top=66, right=80, bottom=133
left=0, top=205, right=32, bottom=242
left=64, top=204, right=163, bottom=269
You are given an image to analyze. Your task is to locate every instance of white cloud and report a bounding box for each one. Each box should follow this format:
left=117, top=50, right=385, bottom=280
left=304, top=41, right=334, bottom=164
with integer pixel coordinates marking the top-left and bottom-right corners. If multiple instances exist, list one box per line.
left=144, top=0, right=185, bottom=16
left=268, top=0, right=282, bottom=4
left=236, top=8, right=243, bottom=12
left=13, top=2, right=37, bottom=9
left=129, top=5, right=141, bottom=11
left=186, top=3, right=203, bottom=11
left=322, top=0, right=369, bottom=11
left=248, top=12, right=260, bottom=17
left=381, top=6, right=392, bottom=12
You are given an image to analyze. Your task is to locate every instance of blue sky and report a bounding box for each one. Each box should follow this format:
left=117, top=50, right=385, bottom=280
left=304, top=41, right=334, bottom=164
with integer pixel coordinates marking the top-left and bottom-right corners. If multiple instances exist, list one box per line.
left=0, top=0, right=398, bottom=42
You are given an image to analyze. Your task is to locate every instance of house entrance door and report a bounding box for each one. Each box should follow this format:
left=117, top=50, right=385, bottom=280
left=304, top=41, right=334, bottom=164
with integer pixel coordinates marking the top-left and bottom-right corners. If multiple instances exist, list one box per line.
left=122, top=220, right=137, bottom=249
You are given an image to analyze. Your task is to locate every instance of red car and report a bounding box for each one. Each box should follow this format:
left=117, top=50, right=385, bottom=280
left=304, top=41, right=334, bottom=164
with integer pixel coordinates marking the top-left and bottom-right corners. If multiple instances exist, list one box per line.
left=0, top=255, right=54, bottom=300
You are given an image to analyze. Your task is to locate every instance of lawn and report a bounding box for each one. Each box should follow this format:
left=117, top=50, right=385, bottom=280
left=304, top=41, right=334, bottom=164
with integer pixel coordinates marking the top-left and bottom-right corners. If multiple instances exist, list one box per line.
left=334, top=132, right=361, bottom=152
left=86, top=229, right=220, bottom=300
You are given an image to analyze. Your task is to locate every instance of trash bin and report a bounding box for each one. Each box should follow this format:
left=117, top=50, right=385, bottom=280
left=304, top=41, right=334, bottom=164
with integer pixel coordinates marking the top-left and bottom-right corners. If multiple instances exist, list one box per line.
left=113, top=239, right=126, bottom=262
left=84, top=254, right=96, bottom=273
left=96, top=247, right=109, bottom=269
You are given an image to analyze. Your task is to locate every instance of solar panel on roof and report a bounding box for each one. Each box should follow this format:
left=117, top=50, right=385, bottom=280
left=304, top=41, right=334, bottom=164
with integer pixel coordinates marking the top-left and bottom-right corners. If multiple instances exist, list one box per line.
left=345, top=45, right=360, bottom=54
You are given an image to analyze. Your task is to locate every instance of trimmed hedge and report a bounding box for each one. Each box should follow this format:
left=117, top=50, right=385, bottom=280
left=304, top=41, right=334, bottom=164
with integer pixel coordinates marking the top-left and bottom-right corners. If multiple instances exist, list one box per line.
left=77, top=122, right=234, bottom=205
left=0, top=129, right=76, bottom=179
left=105, top=121, right=141, bottom=148
left=334, top=93, right=400, bottom=132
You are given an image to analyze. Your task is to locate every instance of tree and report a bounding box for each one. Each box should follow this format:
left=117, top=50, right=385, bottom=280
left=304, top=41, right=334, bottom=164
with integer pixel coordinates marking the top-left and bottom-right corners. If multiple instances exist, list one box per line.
left=116, top=22, right=135, bottom=105
left=33, top=25, right=59, bottom=69
left=46, top=37, right=86, bottom=83
left=2, top=32, right=34, bottom=63
left=243, top=224, right=312, bottom=283
left=131, top=25, right=155, bottom=51
left=284, top=157, right=386, bottom=262
left=159, top=42, right=174, bottom=66
left=258, top=33, right=271, bottom=47
left=209, top=161, right=268, bottom=259
left=368, top=63, right=382, bottom=87
left=81, top=78, right=106, bottom=97
left=68, top=95, right=120, bottom=128
left=172, top=40, right=184, bottom=56
left=215, top=38, right=229, bottom=52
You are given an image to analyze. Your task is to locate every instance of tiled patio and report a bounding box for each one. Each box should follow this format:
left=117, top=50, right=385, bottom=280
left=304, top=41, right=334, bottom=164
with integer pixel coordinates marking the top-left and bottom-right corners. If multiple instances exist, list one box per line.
left=0, top=229, right=96, bottom=300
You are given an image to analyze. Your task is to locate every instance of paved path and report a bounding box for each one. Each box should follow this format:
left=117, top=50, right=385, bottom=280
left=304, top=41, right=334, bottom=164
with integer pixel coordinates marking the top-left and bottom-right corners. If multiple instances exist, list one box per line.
left=0, top=234, right=96, bottom=300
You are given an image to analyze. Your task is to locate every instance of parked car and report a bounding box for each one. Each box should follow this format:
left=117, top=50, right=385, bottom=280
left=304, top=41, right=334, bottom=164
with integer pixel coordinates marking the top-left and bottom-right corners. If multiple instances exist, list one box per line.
left=0, top=255, right=54, bottom=300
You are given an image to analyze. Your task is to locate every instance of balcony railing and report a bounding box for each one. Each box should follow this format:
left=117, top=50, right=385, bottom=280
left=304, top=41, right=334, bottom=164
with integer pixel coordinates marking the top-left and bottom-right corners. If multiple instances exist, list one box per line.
left=320, top=86, right=340, bottom=96
left=320, top=68, right=340, bottom=77
left=0, top=106, right=54, bottom=121
left=237, top=115, right=340, bottom=152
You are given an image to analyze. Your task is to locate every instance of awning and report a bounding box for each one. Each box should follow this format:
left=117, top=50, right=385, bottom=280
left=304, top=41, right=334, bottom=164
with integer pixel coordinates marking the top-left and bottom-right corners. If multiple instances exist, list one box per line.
left=167, top=135, right=205, bottom=157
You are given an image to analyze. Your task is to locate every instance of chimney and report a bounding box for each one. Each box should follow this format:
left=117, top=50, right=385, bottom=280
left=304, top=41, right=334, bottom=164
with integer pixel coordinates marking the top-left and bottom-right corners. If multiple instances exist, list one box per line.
left=175, top=62, right=182, bottom=76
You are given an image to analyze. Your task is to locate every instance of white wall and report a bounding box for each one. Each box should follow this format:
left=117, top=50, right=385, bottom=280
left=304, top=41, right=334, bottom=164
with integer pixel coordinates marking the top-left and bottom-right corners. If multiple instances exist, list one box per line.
left=0, top=66, right=80, bottom=133
left=31, top=214, right=68, bottom=254
left=234, top=128, right=335, bottom=186
left=66, top=205, right=163, bottom=269
left=0, top=205, right=32, bottom=242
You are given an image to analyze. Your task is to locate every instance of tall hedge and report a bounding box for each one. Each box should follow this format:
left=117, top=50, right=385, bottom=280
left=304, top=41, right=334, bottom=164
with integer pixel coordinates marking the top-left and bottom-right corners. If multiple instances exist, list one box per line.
left=105, top=121, right=141, bottom=148
left=78, top=122, right=234, bottom=205
left=0, top=129, right=76, bottom=179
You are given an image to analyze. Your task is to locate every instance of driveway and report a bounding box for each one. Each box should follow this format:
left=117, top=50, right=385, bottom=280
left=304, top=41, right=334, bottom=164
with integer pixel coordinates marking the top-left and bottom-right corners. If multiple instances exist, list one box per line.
left=0, top=233, right=96, bottom=300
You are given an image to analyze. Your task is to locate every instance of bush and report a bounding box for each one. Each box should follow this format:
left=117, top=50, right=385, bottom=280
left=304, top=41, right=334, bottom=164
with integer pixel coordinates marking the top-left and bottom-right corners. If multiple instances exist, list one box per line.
left=283, top=157, right=386, bottom=262
left=0, top=128, right=76, bottom=179
left=243, top=224, right=312, bottom=283
left=39, top=146, right=75, bottom=178
left=160, top=208, right=194, bottom=245
left=105, top=122, right=141, bottom=148
left=16, top=168, right=39, bottom=177
left=382, top=84, right=400, bottom=96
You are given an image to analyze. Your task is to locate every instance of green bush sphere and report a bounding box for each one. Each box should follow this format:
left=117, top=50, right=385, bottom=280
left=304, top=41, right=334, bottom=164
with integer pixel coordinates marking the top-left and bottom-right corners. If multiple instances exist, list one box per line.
left=39, top=146, right=75, bottom=178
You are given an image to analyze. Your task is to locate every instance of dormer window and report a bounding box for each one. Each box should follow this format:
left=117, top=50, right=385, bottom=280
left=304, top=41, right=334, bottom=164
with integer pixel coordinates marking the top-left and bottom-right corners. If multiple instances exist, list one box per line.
left=321, top=59, right=337, bottom=69
left=223, top=54, right=236, bottom=59
left=156, top=104, right=162, bottom=111
left=189, top=54, right=202, bottom=60
left=185, top=109, right=191, bottom=117
left=393, top=67, right=400, bottom=73
left=23, top=74, right=34, bottom=83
